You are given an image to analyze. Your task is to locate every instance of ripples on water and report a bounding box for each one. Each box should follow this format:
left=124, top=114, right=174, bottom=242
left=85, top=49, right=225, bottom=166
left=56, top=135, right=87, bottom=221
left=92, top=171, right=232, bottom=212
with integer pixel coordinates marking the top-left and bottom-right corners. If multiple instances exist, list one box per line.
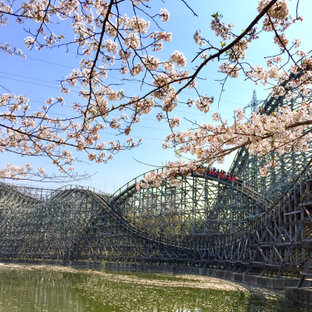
left=0, top=264, right=310, bottom=312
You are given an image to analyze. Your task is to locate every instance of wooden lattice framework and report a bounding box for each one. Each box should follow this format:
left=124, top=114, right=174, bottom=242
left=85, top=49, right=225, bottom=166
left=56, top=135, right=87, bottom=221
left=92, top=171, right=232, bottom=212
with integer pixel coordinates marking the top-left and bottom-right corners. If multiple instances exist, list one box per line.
left=1, top=70, right=312, bottom=284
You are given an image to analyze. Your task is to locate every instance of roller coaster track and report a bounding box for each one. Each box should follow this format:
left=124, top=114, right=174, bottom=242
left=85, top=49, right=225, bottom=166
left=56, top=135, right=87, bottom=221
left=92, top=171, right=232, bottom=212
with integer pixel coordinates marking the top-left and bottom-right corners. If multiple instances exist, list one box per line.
left=0, top=156, right=312, bottom=283
left=0, top=169, right=269, bottom=261
left=113, top=162, right=312, bottom=281
left=113, top=170, right=264, bottom=205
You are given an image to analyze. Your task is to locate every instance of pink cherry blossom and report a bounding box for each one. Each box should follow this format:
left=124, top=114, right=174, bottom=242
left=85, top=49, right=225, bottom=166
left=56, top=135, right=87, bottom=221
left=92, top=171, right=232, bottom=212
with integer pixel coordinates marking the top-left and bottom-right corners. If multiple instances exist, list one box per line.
left=0, top=0, right=310, bottom=185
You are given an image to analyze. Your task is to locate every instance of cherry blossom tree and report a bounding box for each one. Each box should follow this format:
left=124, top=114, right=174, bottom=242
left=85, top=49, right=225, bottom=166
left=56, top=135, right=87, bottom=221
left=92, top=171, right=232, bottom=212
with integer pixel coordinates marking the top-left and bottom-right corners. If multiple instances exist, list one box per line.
left=0, top=0, right=310, bottom=182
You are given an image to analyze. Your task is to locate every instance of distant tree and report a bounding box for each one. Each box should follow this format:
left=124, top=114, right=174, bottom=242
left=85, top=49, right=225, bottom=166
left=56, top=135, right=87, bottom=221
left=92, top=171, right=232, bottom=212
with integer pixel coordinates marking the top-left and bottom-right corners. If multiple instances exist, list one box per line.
left=0, top=0, right=310, bottom=182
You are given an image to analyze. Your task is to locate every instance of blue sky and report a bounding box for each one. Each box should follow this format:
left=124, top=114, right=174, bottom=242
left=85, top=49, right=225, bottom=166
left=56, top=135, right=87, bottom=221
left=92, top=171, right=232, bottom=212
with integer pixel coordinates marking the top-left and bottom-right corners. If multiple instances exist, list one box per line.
left=1, top=0, right=312, bottom=193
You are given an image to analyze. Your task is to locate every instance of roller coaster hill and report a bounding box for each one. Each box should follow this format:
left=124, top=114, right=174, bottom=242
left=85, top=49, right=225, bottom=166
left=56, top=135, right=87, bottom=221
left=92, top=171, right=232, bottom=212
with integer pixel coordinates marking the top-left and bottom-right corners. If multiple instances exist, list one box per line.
left=1, top=82, right=312, bottom=288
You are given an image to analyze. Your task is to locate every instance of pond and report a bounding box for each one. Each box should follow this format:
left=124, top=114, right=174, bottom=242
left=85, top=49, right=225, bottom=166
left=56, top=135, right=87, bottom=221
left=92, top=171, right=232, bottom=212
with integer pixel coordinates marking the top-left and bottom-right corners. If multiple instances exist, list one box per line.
left=0, top=263, right=309, bottom=312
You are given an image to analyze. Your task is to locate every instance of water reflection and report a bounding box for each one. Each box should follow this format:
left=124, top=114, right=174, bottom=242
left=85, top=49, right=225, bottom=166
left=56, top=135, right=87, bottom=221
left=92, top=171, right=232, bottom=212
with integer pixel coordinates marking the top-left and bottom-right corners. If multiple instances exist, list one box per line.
left=0, top=268, right=105, bottom=312
left=0, top=265, right=310, bottom=312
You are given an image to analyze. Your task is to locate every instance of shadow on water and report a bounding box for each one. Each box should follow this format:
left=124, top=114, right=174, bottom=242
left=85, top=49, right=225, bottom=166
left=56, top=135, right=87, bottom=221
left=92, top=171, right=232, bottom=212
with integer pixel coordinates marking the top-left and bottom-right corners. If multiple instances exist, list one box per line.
left=0, top=265, right=310, bottom=312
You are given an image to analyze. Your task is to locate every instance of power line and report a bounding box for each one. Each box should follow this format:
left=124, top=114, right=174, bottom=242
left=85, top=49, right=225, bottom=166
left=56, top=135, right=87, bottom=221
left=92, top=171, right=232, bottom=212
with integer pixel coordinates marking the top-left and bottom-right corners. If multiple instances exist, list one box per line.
left=0, top=73, right=235, bottom=118
left=0, top=75, right=60, bottom=90
left=0, top=71, right=60, bottom=84
left=0, top=68, right=238, bottom=121
left=2, top=55, right=247, bottom=106
left=26, top=56, right=74, bottom=69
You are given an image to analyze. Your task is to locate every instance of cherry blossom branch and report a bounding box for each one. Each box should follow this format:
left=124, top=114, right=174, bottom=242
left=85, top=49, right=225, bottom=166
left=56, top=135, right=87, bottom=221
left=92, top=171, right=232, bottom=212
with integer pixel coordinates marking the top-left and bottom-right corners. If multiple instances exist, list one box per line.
left=174, top=0, right=279, bottom=96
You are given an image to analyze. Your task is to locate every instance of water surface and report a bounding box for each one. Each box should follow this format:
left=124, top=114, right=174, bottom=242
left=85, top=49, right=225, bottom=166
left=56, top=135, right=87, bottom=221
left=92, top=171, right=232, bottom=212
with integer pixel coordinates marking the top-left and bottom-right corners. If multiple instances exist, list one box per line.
left=0, top=264, right=309, bottom=312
